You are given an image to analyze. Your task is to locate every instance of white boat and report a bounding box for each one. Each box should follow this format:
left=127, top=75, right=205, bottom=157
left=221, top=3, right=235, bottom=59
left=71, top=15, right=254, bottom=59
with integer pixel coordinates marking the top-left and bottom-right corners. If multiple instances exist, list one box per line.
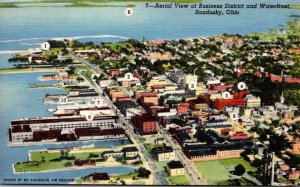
left=47, top=108, right=55, bottom=112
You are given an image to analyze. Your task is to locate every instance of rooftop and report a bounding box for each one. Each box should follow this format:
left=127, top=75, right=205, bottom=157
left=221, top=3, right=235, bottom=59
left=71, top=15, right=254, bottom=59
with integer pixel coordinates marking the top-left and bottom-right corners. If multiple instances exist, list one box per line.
left=151, top=146, right=173, bottom=154
left=167, top=160, right=184, bottom=169
left=11, top=116, right=117, bottom=126
left=122, top=146, right=139, bottom=152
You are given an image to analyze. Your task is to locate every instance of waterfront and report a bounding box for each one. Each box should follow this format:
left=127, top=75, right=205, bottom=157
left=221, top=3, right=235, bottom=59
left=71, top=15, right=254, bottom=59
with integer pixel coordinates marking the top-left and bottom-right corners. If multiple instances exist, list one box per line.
left=0, top=73, right=134, bottom=184
left=0, top=0, right=299, bottom=184
left=0, top=0, right=298, bottom=52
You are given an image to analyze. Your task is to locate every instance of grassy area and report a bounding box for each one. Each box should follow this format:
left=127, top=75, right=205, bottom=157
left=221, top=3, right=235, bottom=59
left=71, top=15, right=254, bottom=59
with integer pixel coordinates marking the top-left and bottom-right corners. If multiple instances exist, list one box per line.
left=143, top=143, right=160, bottom=155
left=155, top=161, right=168, bottom=171
left=41, top=48, right=63, bottom=57
left=111, top=171, right=139, bottom=180
left=247, top=20, right=300, bottom=42
left=75, top=65, right=89, bottom=70
left=14, top=150, right=103, bottom=172
left=103, top=42, right=131, bottom=53
left=167, top=175, right=190, bottom=185
left=80, top=70, right=95, bottom=86
left=195, top=158, right=256, bottom=185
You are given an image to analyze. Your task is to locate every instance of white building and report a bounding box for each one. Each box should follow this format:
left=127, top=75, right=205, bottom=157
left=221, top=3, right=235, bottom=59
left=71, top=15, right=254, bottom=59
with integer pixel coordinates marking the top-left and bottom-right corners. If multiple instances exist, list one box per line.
left=245, top=95, right=261, bottom=108
left=10, top=115, right=118, bottom=143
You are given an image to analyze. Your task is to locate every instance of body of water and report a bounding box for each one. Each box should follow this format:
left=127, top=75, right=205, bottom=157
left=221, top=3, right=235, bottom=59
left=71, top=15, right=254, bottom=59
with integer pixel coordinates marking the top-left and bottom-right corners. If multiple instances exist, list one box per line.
left=0, top=0, right=298, bottom=183
left=0, top=73, right=134, bottom=184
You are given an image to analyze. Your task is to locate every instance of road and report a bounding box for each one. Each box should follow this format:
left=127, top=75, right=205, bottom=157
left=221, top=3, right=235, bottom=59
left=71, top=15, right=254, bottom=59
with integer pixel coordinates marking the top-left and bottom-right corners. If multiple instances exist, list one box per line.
left=158, top=128, right=206, bottom=185
left=69, top=48, right=206, bottom=185
left=69, top=49, right=168, bottom=185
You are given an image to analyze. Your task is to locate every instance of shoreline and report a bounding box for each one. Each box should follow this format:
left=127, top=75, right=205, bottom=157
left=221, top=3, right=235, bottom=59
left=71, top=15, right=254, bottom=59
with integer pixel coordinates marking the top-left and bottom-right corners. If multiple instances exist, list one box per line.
left=0, top=68, right=62, bottom=75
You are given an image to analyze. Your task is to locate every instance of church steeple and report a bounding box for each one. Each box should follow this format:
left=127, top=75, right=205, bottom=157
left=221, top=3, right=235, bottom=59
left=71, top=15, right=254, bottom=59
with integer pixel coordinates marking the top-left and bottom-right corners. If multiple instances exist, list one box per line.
left=280, top=91, right=285, bottom=104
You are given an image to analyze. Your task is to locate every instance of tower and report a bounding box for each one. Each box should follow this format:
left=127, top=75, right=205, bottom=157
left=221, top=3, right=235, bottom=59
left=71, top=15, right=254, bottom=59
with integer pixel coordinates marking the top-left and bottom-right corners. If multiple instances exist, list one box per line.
left=280, top=91, right=285, bottom=104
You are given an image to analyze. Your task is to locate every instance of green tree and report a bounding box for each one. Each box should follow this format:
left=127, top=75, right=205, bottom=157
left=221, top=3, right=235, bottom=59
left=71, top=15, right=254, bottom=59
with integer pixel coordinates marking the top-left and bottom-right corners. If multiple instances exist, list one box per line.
left=137, top=167, right=151, bottom=178
left=233, top=164, right=246, bottom=176
left=64, top=162, right=72, bottom=167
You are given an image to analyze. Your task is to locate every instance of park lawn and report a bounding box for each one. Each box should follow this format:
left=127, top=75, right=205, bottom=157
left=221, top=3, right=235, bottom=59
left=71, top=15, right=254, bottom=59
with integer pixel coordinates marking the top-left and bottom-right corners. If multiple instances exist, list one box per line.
left=167, top=175, right=190, bottom=185
left=75, top=65, right=89, bottom=70
left=42, top=48, right=63, bottom=57
left=111, top=171, right=139, bottom=180
left=31, top=151, right=60, bottom=161
left=80, top=70, right=96, bottom=86
left=103, top=42, right=132, bottom=53
left=15, top=150, right=103, bottom=172
left=31, top=150, right=103, bottom=161
left=195, top=158, right=256, bottom=185
left=155, top=161, right=168, bottom=172
left=14, top=160, right=71, bottom=172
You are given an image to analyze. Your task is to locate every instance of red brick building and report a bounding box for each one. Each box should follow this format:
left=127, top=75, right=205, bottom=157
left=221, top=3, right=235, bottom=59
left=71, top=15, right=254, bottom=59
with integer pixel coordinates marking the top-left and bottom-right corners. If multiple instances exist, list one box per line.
left=176, top=103, right=190, bottom=115
left=109, top=69, right=120, bottom=77
left=135, top=91, right=157, bottom=100
left=213, top=90, right=248, bottom=111
left=229, top=131, right=249, bottom=140
left=131, top=113, right=158, bottom=134
left=210, top=84, right=234, bottom=91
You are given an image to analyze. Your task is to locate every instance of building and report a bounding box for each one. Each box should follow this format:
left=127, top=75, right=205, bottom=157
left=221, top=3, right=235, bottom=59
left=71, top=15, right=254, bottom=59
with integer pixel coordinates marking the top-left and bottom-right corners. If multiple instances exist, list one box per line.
left=109, top=69, right=120, bottom=77
left=167, top=69, right=197, bottom=86
left=135, top=91, right=157, bottom=100
left=75, top=127, right=125, bottom=140
left=74, top=159, right=96, bottom=166
left=229, top=131, right=249, bottom=140
left=210, top=84, right=234, bottom=91
left=123, top=146, right=139, bottom=158
left=176, top=103, right=190, bottom=115
left=195, top=83, right=208, bottom=96
left=189, top=99, right=208, bottom=110
left=151, top=146, right=175, bottom=161
left=89, top=172, right=110, bottom=182
left=204, top=76, right=222, bottom=85
left=146, top=76, right=169, bottom=88
left=142, top=96, right=158, bottom=105
left=204, top=119, right=232, bottom=128
left=184, top=74, right=198, bottom=86
left=106, top=87, right=125, bottom=102
left=115, top=100, right=138, bottom=116
left=166, top=161, right=185, bottom=176
left=101, top=146, right=139, bottom=159
left=288, top=169, right=300, bottom=180
left=184, top=143, right=247, bottom=161
left=214, top=90, right=248, bottom=111
left=9, top=115, right=117, bottom=143
left=131, top=113, right=158, bottom=134
left=245, top=95, right=261, bottom=108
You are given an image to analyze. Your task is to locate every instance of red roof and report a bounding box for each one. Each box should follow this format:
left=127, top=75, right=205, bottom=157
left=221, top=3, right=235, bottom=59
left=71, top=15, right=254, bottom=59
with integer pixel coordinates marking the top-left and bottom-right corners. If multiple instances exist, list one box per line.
left=32, top=130, right=61, bottom=141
